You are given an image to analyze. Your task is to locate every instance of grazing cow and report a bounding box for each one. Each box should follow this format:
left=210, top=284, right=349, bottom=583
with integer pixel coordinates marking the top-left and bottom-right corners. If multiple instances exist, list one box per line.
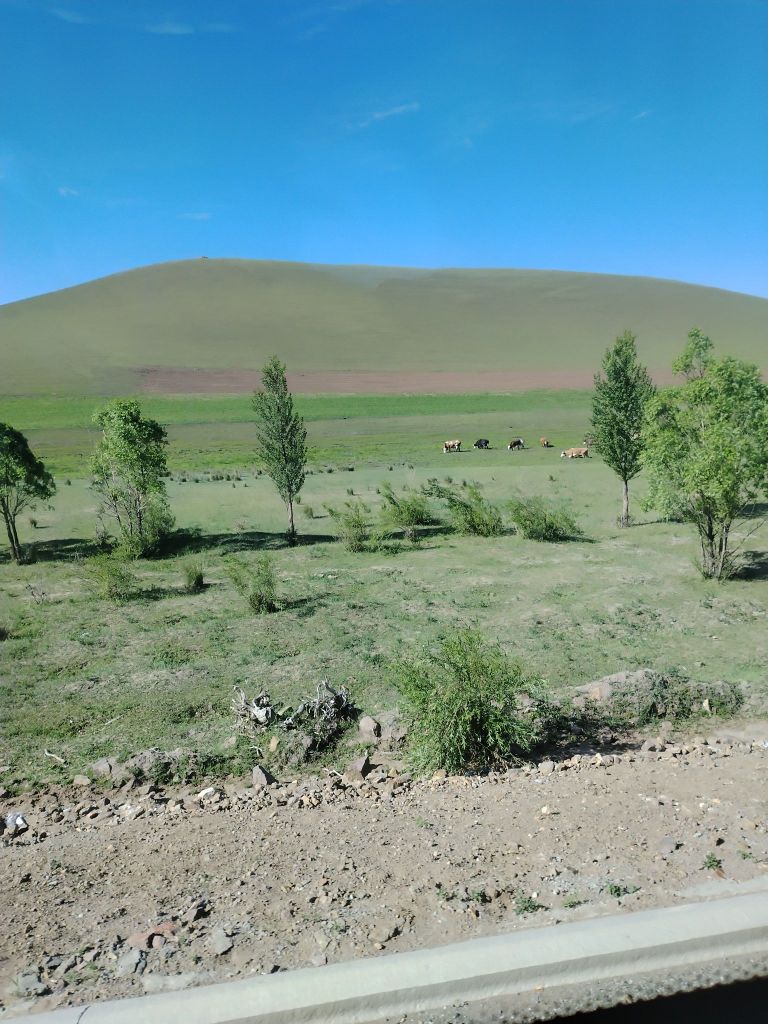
left=443, top=439, right=462, bottom=453
left=473, top=438, right=490, bottom=449
left=560, top=447, right=590, bottom=458
left=507, top=438, right=525, bottom=451
left=540, top=437, right=553, bottom=448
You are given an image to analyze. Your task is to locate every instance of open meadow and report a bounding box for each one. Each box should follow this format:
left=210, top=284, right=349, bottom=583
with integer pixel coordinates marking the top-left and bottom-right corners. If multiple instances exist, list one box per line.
left=2, top=388, right=767, bottom=791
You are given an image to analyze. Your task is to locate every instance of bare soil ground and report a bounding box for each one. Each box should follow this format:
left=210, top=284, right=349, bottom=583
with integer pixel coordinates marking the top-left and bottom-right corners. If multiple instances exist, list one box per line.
left=2, top=723, right=767, bottom=1019
left=137, top=368, right=675, bottom=394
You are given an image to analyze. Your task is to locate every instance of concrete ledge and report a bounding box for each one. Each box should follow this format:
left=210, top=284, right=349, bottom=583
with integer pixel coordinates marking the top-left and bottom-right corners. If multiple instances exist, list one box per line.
left=15, top=883, right=768, bottom=1024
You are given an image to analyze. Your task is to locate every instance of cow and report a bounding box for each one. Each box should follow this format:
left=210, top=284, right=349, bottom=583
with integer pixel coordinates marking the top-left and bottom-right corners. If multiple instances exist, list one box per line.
left=443, top=439, right=462, bottom=453
left=540, top=437, right=553, bottom=448
left=473, top=438, right=490, bottom=449
left=560, top=447, right=590, bottom=458
left=507, top=438, right=525, bottom=451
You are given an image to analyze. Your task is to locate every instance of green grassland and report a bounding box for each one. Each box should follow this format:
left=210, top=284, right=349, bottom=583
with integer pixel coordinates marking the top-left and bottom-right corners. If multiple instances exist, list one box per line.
left=2, top=259, right=767, bottom=394
left=2, top=423, right=767, bottom=791
left=0, top=391, right=592, bottom=475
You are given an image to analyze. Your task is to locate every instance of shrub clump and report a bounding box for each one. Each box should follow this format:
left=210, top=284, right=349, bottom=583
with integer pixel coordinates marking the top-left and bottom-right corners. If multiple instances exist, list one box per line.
left=393, top=629, right=545, bottom=773
left=226, top=554, right=279, bottom=613
left=181, top=557, right=205, bottom=593
left=81, top=554, right=138, bottom=603
left=378, top=481, right=436, bottom=543
left=324, top=499, right=377, bottom=552
left=423, top=480, right=503, bottom=537
left=507, top=495, right=582, bottom=541
left=605, top=670, right=744, bottom=727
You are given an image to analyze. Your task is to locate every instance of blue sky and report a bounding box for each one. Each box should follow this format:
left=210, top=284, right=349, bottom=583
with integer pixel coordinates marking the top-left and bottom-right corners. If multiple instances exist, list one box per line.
left=1, top=0, right=767, bottom=302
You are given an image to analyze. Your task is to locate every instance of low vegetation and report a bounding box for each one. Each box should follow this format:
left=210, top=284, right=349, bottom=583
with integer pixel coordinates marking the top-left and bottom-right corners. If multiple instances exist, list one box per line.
left=393, top=629, right=545, bottom=773
left=423, top=480, right=504, bottom=537
left=506, top=494, right=582, bottom=541
left=225, top=554, right=279, bottom=613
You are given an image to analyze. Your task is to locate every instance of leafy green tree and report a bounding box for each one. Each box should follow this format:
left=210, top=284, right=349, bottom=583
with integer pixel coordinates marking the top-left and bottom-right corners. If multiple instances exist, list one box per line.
left=91, top=399, right=174, bottom=557
left=252, top=357, right=307, bottom=545
left=0, top=423, right=55, bottom=563
left=591, top=330, right=655, bottom=527
left=643, top=342, right=768, bottom=579
left=673, top=327, right=714, bottom=380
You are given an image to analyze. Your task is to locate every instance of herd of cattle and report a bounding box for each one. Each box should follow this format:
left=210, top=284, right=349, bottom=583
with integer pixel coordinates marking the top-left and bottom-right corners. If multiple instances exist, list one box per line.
left=442, top=438, right=590, bottom=458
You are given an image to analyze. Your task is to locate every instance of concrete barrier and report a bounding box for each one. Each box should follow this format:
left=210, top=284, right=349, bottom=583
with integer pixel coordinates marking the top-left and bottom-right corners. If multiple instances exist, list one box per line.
left=14, top=883, right=768, bottom=1024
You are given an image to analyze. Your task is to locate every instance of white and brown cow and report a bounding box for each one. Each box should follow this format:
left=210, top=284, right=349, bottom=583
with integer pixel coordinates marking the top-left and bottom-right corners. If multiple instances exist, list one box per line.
left=443, top=439, right=462, bottom=453
left=560, top=446, right=590, bottom=458
left=507, top=438, right=525, bottom=451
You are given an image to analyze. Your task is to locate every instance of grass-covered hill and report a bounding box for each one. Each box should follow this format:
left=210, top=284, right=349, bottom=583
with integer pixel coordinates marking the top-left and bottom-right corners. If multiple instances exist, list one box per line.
left=1, top=258, right=766, bottom=395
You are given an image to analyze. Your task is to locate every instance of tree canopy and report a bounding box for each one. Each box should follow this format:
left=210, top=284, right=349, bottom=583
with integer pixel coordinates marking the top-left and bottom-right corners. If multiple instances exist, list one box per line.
left=591, top=330, right=655, bottom=526
left=0, top=423, right=55, bottom=563
left=643, top=347, right=768, bottom=579
left=91, top=399, right=174, bottom=556
left=252, top=357, right=307, bottom=544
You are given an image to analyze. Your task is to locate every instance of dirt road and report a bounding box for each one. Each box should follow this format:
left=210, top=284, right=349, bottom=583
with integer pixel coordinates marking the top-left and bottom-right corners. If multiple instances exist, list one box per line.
left=2, top=725, right=767, bottom=1018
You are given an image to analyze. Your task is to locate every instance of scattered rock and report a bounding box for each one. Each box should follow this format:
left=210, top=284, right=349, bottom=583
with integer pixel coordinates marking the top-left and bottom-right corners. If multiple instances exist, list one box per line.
left=1, top=812, right=29, bottom=838
left=142, top=972, right=201, bottom=994
left=15, top=967, right=49, bottom=998
left=657, top=836, right=680, bottom=857
left=207, top=927, right=233, bottom=956
left=116, top=948, right=145, bottom=978
left=343, top=754, right=371, bottom=786
left=538, top=760, right=555, bottom=776
left=268, top=736, right=280, bottom=753
left=73, top=775, right=91, bottom=787
left=356, top=716, right=381, bottom=743
left=251, top=765, right=275, bottom=792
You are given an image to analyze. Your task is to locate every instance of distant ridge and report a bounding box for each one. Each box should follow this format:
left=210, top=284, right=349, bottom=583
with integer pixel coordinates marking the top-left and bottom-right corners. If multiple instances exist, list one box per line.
left=1, top=259, right=766, bottom=395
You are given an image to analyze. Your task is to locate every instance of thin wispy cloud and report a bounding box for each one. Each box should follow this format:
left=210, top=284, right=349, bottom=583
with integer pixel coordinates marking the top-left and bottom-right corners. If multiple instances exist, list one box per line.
left=145, top=21, right=234, bottom=36
left=48, top=7, right=93, bottom=24
left=178, top=212, right=212, bottom=221
left=632, top=110, right=651, bottom=121
left=356, top=101, right=420, bottom=129
left=57, top=185, right=79, bottom=197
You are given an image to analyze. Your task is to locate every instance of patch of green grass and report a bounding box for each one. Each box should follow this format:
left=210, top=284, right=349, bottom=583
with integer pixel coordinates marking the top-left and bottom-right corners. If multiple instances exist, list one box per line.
left=605, top=883, right=640, bottom=898
left=514, top=894, right=545, bottom=915
left=703, top=853, right=723, bottom=871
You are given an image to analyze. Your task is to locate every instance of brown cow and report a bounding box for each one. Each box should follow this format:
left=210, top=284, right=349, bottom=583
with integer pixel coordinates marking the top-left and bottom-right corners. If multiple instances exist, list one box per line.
left=560, top=447, right=589, bottom=458
left=540, top=437, right=553, bottom=448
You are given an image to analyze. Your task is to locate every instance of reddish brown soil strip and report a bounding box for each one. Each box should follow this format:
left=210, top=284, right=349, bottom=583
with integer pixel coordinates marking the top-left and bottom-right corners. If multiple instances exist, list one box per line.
left=138, top=368, right=679, bottom=395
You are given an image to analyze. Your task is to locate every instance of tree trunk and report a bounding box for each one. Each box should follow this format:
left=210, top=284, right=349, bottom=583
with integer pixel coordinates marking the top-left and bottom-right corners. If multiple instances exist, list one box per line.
left=620, top=478, right=630, bottom=528
left=287, top=499, right=297, bottom=546
left=698, top=514, right=718, bottom=578
left=3, top=511, right=22, bottom=563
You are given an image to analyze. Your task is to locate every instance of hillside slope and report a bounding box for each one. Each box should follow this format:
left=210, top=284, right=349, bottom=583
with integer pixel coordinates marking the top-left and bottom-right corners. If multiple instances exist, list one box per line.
left=1, top=259, right=766, bottom=394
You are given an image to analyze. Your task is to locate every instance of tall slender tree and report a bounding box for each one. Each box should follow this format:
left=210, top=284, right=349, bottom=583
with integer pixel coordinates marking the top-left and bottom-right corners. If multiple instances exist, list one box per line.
left=252, top=357, right=308, bottom=545
left=0, top=423, right=56, bottom=563
left=591, top=330, right=655, bottom=527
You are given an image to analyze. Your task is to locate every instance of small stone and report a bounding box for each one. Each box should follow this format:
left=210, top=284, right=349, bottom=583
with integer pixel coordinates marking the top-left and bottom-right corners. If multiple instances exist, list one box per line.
left=116, top=948, right=145, bottom=978
left=142, top=972, right=200, bottom=994
left=269, top=736, right=280, bottom=753
left=208, top=927, right=233, bottom=956
left=357, top=715, right=381, bottom=743
left=657, top=836, right=680, bottom=856
left=251, top=765, right=275, bottom=792
left=431, top=769, right=447, bottom=784
left=127, top=929, right=155, bottom=951
left=15, top=967, right=49, bottom=997
left=73, top=775, right=91, bottom=787
left=538, top=760, right=555, bottom=775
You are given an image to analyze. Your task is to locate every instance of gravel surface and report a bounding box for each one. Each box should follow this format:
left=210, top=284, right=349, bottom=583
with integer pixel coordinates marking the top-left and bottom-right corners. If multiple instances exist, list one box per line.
left=1, top=723, right=767, bottom=1019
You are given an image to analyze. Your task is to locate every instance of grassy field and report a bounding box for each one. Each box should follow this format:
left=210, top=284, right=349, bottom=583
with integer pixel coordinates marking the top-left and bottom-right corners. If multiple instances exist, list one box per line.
left=2, top=259, right=767, bottom=394
left=2, top=408, right=767, bottom=791
left=0, top=391, right=592, bottom=475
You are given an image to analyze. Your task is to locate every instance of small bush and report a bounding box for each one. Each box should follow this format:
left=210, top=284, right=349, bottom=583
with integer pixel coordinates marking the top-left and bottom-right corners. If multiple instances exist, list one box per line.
left=379, top=481, right=436, bottom=542
left=393, top=629, right=545, bottom=773
left=302, top=504, right=316, bottom=520
left=226, top=554, right=279, bottom=613
left=28, top=516, right=38, bottom=529
left=606, top=670, right=744, bottom=727
left=0, top=624, right=9, bottom=641
left=507, top=495, right=582, bottom=541
left=423, top=480, right=503, bottom=537
left=181, top=557, right=205, bottom=593
left=81, top=554, right=137, bottom=603
left=346, top=487, right=355, bottom=496
left=324, top=499, right=373, bottom=552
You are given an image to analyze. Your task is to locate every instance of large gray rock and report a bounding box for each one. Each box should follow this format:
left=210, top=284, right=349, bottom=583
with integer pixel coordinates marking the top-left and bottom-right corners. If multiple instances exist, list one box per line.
left=124, top=748, right=183, bottom=781
left=356, top=716, right=381, bottom=743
